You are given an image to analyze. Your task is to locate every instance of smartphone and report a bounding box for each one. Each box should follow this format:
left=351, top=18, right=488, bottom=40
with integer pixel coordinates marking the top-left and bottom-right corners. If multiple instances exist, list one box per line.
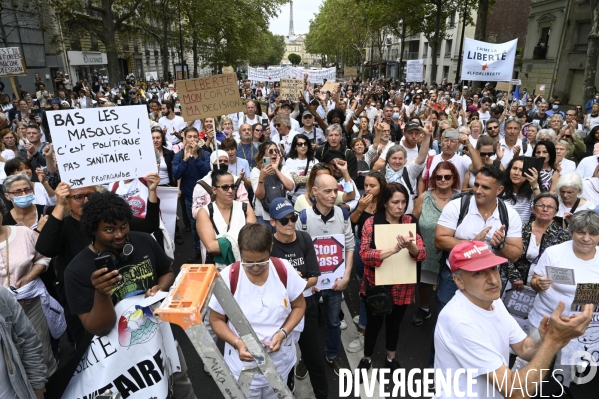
left=94, top=253, right=116, bottom=273
left=445, top=130, right=461, bottom=140
left=30, top=109, right=40, bottom=117
left=261, top=120, right=269, bottom=130
left=522, top=156, right=544, bottom=177
left=263, top=157, right=271, bottom=166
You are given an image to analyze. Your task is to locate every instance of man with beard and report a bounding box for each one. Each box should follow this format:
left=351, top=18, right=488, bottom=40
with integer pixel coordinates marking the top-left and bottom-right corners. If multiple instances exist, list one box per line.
left=159, top=101, right=187, bottom=145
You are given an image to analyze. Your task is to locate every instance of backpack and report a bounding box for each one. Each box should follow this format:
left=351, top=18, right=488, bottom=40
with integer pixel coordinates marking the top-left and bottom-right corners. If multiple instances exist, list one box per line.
left=207, top=202, right=248, bottom=235
left=299, top=206, right=350, bottom=231
left=229, top=256, right=287, bottom=295
left=437, top=192, right=510, bottom=273
left=257, top=174, right=287, bottom=211
left=197, top=176, right=243, bottom=202
left=401, top=168, right=415, bottom=198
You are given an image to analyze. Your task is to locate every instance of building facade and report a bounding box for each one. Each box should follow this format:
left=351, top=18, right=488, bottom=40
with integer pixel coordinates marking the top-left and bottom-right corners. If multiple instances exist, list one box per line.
left=283, top=34, right=320, bottom=67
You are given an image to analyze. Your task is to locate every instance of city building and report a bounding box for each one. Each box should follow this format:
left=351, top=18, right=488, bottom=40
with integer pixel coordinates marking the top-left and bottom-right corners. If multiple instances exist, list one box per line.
left=283, top=34, right=320, bottom=67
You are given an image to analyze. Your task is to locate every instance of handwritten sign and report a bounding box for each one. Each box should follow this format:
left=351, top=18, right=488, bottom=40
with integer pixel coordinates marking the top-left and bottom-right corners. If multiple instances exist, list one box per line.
left=546, top=266, right=576, bottom=285
left=572, top=283, right=599, bottom=311
left=313, top=234, right=346, bottom=290
left=321, top=81, right=338, bottom=93
left=48, top=105, right=157, bottom=186
left=495, top=82, right=511, bottom=92
left=374, top=224, right=417, bottom=285
left=536, top=84, right=546, bottom=95
left=0, top=47, right=26, bottom=76
left=222, top=66, right=234, bottom=74
left=62, top=293, right=181, bottom=399
left=406, top=60, right=424, bottom=82
left=279, top=79, right=304, bottom=101
left=178, top=74, right=244, bottom=122
left=345, top=67, right=358, bottom=78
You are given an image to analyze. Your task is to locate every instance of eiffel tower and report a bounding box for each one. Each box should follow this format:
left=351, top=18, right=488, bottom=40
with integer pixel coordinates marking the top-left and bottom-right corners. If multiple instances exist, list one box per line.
left=289, top=1, right=294, bottom=36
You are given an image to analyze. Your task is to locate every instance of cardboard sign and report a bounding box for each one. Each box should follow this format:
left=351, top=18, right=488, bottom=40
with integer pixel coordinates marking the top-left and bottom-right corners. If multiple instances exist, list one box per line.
left=345, top=67, right=358, bottom=78
left=313, top=234, right=346, bottom=290
left=374, top=224, right=417, bottom=285
left=178, top=74, right=244, bottom=122
left=572, top=283, right=599, bottom=311
left=222, top=66, right=234, bottom=74
left=62, top=293, right=181, bottom=399
left=279, top=78, right=304, bottom=101
left=536, top=84, right=546, bottom=94
left=0, top=47, right=26, bottom=76
left=321, top=81, right=338, bottom=93
left=406, top=60, right=424, bottom=82
left=546, top=266, right=576, bottom=285
left=48, top=105, right=157, bottom=186
left=495, top=82, right=511, bottom=92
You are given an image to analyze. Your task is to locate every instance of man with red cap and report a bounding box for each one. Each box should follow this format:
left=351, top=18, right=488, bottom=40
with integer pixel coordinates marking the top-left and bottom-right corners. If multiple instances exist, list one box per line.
left=433, top=241, right=593, bottom=398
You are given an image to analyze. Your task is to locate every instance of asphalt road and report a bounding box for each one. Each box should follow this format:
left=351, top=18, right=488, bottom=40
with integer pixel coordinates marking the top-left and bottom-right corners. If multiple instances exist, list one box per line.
left=57, top=223, right=599, bottom=398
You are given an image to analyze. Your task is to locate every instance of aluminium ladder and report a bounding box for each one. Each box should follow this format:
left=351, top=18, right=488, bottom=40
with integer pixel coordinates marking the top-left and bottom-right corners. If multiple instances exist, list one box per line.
left=154, top=264, right=295, bottom=399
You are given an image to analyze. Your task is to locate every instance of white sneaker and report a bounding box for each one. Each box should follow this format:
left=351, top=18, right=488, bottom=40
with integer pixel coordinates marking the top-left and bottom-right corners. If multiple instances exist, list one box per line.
left=346, top=334, right=365, bottom=353
left=353, top=315, right=360, bottom=324
left=340, top=320, right=348, bottom=330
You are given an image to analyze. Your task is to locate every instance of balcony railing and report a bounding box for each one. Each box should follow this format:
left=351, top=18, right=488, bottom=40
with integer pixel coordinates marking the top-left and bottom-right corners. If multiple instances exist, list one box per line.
left=403, top=51, right=419, bottom=60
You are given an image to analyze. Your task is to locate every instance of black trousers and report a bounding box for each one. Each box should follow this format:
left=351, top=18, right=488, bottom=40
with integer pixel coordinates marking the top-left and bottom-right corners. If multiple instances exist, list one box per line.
left=298, top=295, right=329, bottom=399
left=363, top=299, right=408, bottom=358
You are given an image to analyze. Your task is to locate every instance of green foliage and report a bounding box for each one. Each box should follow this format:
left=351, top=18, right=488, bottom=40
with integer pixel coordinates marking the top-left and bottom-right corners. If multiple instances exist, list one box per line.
left=288, top=53, right=301, bottom=65
left=250, top=32, right=286, bottom=67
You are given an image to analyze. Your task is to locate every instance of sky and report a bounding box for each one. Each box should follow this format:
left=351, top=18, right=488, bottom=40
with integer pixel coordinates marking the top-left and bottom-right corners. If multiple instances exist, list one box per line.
left=269, top=0, right=323, bottom=36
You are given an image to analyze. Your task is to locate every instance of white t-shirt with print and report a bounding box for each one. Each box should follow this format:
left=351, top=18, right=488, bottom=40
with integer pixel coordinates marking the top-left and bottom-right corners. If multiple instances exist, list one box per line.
left=209, top=259, right=306, bottom=388
left=529, top=241, right=599, bottom=328
left=435, top=290, right=527, bottom=398
left=108, top=179, right=149, bottom=218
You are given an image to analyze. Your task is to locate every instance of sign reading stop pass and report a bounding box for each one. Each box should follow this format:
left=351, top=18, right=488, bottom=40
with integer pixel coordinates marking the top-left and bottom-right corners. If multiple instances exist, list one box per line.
left=313, top=234, right=346, bottom=290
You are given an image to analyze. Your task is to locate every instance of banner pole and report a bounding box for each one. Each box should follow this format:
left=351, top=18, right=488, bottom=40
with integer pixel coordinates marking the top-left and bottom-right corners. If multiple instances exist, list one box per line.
left=9, top=77, right=19, bottom=101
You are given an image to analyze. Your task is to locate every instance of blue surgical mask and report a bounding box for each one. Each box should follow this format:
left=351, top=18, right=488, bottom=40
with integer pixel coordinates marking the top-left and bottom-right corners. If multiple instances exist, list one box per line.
left=552, top=105, right=559, bottom=110
left=392, top=112, right=400, bottom=120
left=14, top=193, right=35, bottom=208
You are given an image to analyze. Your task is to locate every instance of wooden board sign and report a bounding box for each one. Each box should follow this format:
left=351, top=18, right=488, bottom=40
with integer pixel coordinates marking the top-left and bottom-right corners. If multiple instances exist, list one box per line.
left=279, top=78, right=304, bottom=101
left=374, top=224, right=417, bottom=285
left=177, top=74, right=244, bottom=122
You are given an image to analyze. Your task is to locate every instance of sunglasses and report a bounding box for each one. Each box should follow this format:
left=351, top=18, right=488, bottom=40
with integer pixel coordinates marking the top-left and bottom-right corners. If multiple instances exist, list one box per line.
left=240, top=260, right=269, bottom=268
left=527, top=100, right=533, bottom=103
left=296, top=141, right=309, bottom=147
left=274, top=123, right=281, bottom=128
left=277, top=214, right=298, bottom=225
left=487, top=126, right=499, bottom=130
left=267, top=148, right=279, bottom=155
left=9, top=187, right=34, bottom=196
left=70, top=193, right=92, bottom=202
left=480, top=152, right=495, bottom=157
left=214, top=185, right=235, bottom=192
left=435, top=174, right=453, bottom=181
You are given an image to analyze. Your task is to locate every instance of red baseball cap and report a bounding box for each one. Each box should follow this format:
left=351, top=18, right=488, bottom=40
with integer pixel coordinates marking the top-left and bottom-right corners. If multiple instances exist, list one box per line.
left=449, top=241, right=507, bottom=273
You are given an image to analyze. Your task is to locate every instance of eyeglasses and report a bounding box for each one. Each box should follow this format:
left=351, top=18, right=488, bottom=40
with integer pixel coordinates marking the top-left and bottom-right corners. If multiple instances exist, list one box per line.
left=435, top=174, right=453, bottom=181
left=240, top=260, right=270, bottom=268
left=296, top=141, right=309, bottom=147
left=70, top=193, right=92, bottom=202
left=480, top=152, right=495, bottom=157
left=267, top=148, right=279, bottom=155
left=534, top=204, right=557, bottom=210
left=527, top=100, right=533, bottom=103
left=277, top=214, right=298, bottom=225
left=214, top=184, right=235, bottom=192
left=487, top=125, right=499, bottom=130
left=9, top=187, right=33, bottom=196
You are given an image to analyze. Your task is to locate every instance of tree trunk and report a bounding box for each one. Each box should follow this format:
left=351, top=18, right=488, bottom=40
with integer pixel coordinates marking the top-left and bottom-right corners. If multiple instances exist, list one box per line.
left=192, top=34, right=199, bottom=78
left=398, top=21, right=406, bottom=82
left=429, top=1, right=442, bottom=83
left=583, top=0, right=599, bottom=105
left=474, top=0, right=489, bottom=41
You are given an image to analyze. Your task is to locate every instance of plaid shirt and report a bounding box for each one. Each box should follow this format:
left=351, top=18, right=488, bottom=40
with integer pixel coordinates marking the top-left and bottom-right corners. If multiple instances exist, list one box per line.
left=359, top=214, right=427, bottom=306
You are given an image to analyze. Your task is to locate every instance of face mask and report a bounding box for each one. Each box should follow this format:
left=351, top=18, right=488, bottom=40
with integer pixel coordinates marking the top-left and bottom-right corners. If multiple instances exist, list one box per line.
left=353, top=119, right=360, bottom=125
left=552, top=105, right=559, bottom=110
left=14, top=193, right=35, bottom=208
left=223, top=129, right=232, bottom=135
left=213, top=163, right=228, bottom=172
left=392, top=112, right=400, bottom=120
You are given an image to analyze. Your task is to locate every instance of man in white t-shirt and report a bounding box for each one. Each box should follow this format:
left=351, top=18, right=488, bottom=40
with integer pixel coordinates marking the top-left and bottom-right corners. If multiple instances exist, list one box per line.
left=576, top=153, right=599, bottom=179
left=499, top=118, right=533, bottom=168
left=399, top=121, right=422, bottom=164
left=159, top=101, right=187, bottom=145
left=236, top=100, right=263, bottom=128
left=271, top=114, right=298, bottom=158
left=434, top=240, right=593, bottom=399
left=478, top=97, right=492, bottom=128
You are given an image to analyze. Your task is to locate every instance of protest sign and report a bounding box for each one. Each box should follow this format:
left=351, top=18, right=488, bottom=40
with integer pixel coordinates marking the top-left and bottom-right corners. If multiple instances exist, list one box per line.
left=374, top=224, right=417, bottom=285
left=0, top=47, right=26, bottom=76
left=321, top=81, right=338, bottom=93
left=501, top=284, right=537, bottom=334
left=495, top=82, right=511, bottom=92
left=48, top=105, right=157, bottom=186
left=511, top=79, right=522, bottom=85
left=279, top=78, right=304, bottom=101
left=145, top=71, right=158, bottom=81
left=157, top=186, right=179, bottom=239
left=546, top=266, right=576, bottom=285
left=344, top=67, right=358, bottom=78
left=572, top=283, right=599, bottom=312
left=248, top=67, right=286, bottom=81
left=313, top=234, right=346, bottom=290
left=406, top=60, right=424, bottom=82
left=178, top=73, right=244, bottom=122
left=535, top=84, right=547, bottom=95
left=62, top=292, right=181, bottom=399
left=461, top=38, right=517, bottom=82
left=222, top=66, right=234, bottom=74
left=562, top=312, right=599, bottom=365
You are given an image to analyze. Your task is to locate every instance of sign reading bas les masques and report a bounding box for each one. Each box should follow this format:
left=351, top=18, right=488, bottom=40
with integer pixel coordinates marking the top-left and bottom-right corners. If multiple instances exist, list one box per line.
left=178, top=73, right=244, bottom=122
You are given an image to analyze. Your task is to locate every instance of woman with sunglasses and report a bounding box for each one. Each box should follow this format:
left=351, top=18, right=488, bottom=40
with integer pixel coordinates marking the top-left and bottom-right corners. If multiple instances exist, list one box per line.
left=252, top=123, right=265, bottom=143
left=408, top=95, right=423, bottom=118
left=533, top=140, right=559, bottom=193
left=197, top=169, right=256, bottom=266
left=251, top=141, right=295, bottom=227
left=286, top=134, right=316, bottom=203
left=500, top=156, right=540, bottom=223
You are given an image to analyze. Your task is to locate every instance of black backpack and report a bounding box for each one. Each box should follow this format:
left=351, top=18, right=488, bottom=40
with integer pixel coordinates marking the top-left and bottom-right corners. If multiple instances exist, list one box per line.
left=437, top=192, right=510, bottom=274
left=256, top=174, right=286, bottom=212
left=197, top=177, right=243, bottom=202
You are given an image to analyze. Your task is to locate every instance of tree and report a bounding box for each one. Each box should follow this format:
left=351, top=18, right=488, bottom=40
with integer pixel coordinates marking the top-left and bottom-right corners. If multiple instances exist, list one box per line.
left=288, top=53, right=301, bottom=65
left=249, top=31, right=285, bottom=67
left=584, top=0, right=599, bottom=106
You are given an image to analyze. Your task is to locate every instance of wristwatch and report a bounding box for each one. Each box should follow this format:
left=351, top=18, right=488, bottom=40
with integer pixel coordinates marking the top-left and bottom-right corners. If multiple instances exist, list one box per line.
left=493, top=241, right=505, bottom=251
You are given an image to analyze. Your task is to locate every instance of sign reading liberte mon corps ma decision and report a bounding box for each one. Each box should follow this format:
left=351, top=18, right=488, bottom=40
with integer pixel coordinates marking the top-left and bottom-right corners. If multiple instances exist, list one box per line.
left=177, top=73, right=244, bottom=122
left=48, top=105, right=158, bottom=186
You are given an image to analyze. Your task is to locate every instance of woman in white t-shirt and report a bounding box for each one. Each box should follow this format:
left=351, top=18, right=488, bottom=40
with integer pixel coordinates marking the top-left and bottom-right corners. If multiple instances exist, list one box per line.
left=525, top=211, right=599, bottom=386
left=209, top=223, right=306, bottom=398
left=556, top=172, right=595, bottom=223
left=285, top=134, right=316, bottom=203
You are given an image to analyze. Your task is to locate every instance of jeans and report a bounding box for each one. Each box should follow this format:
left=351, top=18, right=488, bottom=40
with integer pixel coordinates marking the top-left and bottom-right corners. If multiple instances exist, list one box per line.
left=320, top=289, right=343, bottom=360
left=184, top=197, right=199, bottom=248
left=298, top=295, right=329, bottom=398
left=354, top=238, right=367, bottom=330
left=429, top=265, right=458, bottom=367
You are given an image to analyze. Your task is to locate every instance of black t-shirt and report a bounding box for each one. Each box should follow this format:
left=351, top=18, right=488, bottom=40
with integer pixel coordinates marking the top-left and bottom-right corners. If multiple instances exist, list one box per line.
left=64, top=231, right=172, bottom=315
left=271, top=232, right=320, bottom=279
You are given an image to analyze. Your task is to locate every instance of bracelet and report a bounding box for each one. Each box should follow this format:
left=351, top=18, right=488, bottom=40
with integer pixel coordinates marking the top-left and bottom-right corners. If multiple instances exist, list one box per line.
left=278, top=328, right=288, bottom=340
left=531, top=186, right=539, bottom=190
left=259, top=180, right=264, bottom=184
left=232, top=337, right=241, bottom=349
left=34, top=228, right=40, bottom=234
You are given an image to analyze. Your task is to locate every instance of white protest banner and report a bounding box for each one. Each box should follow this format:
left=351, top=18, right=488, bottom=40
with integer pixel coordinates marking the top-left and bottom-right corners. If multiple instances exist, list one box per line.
left=145, top=71, right=158, bottom=81
left=49, top=105, right=157, bottom=186
left=406, top=60, right=424, bottom=82
left=178, top=74, right=244, bottom=122
left=279, top=78, right=304, bottom=101
left=461, top=38, right=517, bottom=82
left=62, top=292, right=181, bottom=399
left=156, top=186, right=179, bottom=239
left=248, top=67, right=287, bottom=82
left=0, top=47, right=26, bottom=76
left=313, top=234, right=345, bottom=290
